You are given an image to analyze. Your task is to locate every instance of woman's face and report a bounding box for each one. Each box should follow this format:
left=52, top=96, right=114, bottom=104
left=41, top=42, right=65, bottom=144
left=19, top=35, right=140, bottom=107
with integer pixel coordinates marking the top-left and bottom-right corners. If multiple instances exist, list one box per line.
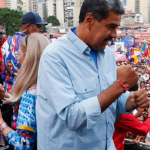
left=18, top=48, right=25, bottom=65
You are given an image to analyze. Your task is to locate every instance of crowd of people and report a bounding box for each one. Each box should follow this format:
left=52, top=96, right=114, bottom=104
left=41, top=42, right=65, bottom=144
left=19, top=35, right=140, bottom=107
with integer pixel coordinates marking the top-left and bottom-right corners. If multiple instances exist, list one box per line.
left=0, top=0, right=150, bottom=150
left=111, top=38, right=150, bottom=149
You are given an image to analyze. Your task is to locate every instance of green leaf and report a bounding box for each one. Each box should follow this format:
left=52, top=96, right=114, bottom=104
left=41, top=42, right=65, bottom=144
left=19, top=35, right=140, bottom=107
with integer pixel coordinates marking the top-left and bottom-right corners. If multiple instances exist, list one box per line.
left=0, top=8, right=23, bottom=36
left=47, top=16, right=60, bottom=26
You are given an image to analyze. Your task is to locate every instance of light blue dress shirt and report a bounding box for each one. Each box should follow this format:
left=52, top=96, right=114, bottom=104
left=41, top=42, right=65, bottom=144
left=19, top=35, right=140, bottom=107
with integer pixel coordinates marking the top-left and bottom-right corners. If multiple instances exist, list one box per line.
left=36, top=27, right=130, bottom=150
left=73, top=28, right=98, bottom=68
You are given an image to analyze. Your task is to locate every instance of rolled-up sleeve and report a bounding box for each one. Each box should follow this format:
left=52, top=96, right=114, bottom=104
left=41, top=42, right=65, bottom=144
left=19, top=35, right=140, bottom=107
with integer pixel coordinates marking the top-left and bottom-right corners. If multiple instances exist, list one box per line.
left=117, top=91, right=132, bottom=114
left=82, top=96, right=101, bottom=129
left=39, top=52, right=101, bottom=130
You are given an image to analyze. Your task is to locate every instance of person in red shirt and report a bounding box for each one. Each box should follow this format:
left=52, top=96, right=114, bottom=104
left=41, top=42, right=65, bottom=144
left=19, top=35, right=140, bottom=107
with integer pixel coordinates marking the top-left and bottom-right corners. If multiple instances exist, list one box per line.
left=113, top=111, right=150, bottom=150
left=0, top=25, right=7, bottom=85
left=113, top=84, right=150, bottom=150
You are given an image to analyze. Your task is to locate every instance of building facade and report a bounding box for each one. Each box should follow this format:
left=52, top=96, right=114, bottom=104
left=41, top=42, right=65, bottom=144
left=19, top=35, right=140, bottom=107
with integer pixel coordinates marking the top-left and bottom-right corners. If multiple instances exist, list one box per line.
left=18, top=0, right=38, bottom=13
left=120, top=0, right=127, bottom=7
left=125, top=0, right=150, bottom=24
left=0, top=0, right=7, bottom=8
left=140, top=0, right=150, bottom=24
left=6, top=0, right=17, bottom=10
left=21, top=0, right=30, bottom=12
left=37, top=1, right=47, bottom=21
left=135, top=0, right=140, bottom=13
left=126, top=0, right=135, bottom=13
left=46, top=0, right=82, bottom=27
left=46, top=0, right=57, bottom=19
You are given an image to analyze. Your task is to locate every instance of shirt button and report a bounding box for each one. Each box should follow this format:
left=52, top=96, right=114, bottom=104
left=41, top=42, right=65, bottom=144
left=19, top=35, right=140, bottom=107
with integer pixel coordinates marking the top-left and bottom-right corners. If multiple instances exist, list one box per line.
left=85, top=89, right=87, bottom=91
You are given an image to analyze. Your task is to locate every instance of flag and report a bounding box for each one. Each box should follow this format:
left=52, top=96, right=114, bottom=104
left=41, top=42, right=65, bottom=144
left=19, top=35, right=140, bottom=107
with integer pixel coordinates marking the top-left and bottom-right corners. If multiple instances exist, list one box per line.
left=145, top=48, right=150, bottom=61
left=123, top=37, right=132, bottom=48
left=145, top=48, right=150, bottom=71
left=133, top=39, right=137, bottom=48
left=127, top=48, right=131, bottom=60
left=141, top=43, right=146, bottom=51
left=123, top=37, right=132, bottom=60
left=134, top=55, right=138, bottom=64
left=138, top=55, right=141, bottom=63
left=134, top=48, right=142, bottom=55
left=130, top=48, right=142, bottom=64
left=18, top=125, right=35, bottom=138
left=146, top=60, right=150, bottom=71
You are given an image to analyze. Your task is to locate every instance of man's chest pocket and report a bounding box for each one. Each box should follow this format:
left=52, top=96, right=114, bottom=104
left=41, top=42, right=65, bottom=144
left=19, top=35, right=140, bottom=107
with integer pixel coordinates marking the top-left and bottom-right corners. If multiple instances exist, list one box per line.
left=101, top=71, right=116, bottom=91
left=72, top=77, right=96, bottom=100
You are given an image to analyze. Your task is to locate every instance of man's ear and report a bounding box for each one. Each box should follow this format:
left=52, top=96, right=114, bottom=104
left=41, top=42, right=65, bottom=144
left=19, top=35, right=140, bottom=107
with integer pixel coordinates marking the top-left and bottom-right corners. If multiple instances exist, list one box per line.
left=84, top=13, right=95, bottom=31
left=25, top=24, right=31, bottom=34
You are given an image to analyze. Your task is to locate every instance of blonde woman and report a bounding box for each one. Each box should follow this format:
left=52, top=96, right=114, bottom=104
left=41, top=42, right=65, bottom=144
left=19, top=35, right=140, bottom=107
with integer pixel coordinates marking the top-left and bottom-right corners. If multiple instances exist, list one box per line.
left=0, top=33, right=50, bottom=150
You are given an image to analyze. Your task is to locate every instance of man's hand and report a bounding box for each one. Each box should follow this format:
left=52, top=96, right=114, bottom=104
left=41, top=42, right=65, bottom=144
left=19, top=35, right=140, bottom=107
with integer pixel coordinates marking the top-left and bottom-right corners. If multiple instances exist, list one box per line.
left=117, top=65, right=138, bottom=89
left=132, top=135, right=142, bottom=144
left=98, top=65, right=138, bottom=113
left=134, top=108, right=145, bottom=118
left=134, top=90, right=149, bottom=108
left=126, top=90, right=149, bottom=111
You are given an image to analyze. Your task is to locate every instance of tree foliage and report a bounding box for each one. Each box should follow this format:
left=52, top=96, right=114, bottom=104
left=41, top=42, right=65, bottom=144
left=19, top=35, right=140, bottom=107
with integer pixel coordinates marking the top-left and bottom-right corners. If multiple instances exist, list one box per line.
left=41, top=25, right=46, bottom=32
left=0, top=8, right=23, bottom=36
left=47, top=16, right=60, bottom=26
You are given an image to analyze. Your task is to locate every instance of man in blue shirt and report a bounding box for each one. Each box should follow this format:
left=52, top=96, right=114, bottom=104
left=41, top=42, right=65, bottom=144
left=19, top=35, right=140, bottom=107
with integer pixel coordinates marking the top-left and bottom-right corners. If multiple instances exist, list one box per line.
left=36, top=0, right=149, bottom=149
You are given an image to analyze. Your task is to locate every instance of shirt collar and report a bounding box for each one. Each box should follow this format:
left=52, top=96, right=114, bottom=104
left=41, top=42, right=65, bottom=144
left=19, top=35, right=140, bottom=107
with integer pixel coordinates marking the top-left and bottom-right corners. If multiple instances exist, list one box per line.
left=67, top=27, right=105, bottom=55
left=15, top=32, right=26, bottom=36
left=67, top=27, right=89, bottom=54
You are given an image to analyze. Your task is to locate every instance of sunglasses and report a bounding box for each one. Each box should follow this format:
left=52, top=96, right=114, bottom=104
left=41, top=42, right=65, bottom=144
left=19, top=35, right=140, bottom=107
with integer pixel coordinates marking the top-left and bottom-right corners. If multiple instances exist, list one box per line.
left=8, top=65, right=12, bottom=67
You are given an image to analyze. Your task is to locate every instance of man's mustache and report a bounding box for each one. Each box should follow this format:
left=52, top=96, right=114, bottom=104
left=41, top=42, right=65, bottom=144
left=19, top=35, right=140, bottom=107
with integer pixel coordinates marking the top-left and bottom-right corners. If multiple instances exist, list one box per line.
left=104, top=37, right=113, bottom=41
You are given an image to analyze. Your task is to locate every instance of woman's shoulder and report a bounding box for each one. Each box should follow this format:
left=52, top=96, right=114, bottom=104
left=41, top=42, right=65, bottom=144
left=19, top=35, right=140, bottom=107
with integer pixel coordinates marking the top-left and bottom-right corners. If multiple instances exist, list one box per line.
left=20, top=87, right=37, bottom=106
left=27, top=86, right=37, bottom=96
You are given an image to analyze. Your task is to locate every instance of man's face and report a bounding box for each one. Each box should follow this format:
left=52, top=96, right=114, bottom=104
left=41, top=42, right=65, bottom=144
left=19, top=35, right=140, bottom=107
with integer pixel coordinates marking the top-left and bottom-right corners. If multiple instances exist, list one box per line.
left=28, top=24, right=42, bottom=34
left=7, top=62, right=13, bottom=72
left=0, top=37, right=4, bottom=45
left=18, top=48, right=25, bottom=65
left=87, top=11, right=121, bottom=50
left=141, top=82, right=145, bottom=87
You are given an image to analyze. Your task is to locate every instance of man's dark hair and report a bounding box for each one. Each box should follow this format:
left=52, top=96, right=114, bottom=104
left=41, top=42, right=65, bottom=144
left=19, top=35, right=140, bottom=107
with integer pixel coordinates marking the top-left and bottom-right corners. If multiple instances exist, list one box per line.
left=79, top=0, right=124, bottom=23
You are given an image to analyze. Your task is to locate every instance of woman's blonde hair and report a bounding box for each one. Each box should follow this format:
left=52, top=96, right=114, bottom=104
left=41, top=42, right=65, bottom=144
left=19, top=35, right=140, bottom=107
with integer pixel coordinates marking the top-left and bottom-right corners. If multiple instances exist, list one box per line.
left=8, top=33, right=50, bottom=102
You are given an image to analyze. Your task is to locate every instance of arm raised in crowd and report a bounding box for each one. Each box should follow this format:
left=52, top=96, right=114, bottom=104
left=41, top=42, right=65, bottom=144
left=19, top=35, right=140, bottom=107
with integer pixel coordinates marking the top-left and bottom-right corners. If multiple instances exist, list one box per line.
left=116, top=113, right=150, bottom=136
left=98, top=65, right=148, bottom=113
